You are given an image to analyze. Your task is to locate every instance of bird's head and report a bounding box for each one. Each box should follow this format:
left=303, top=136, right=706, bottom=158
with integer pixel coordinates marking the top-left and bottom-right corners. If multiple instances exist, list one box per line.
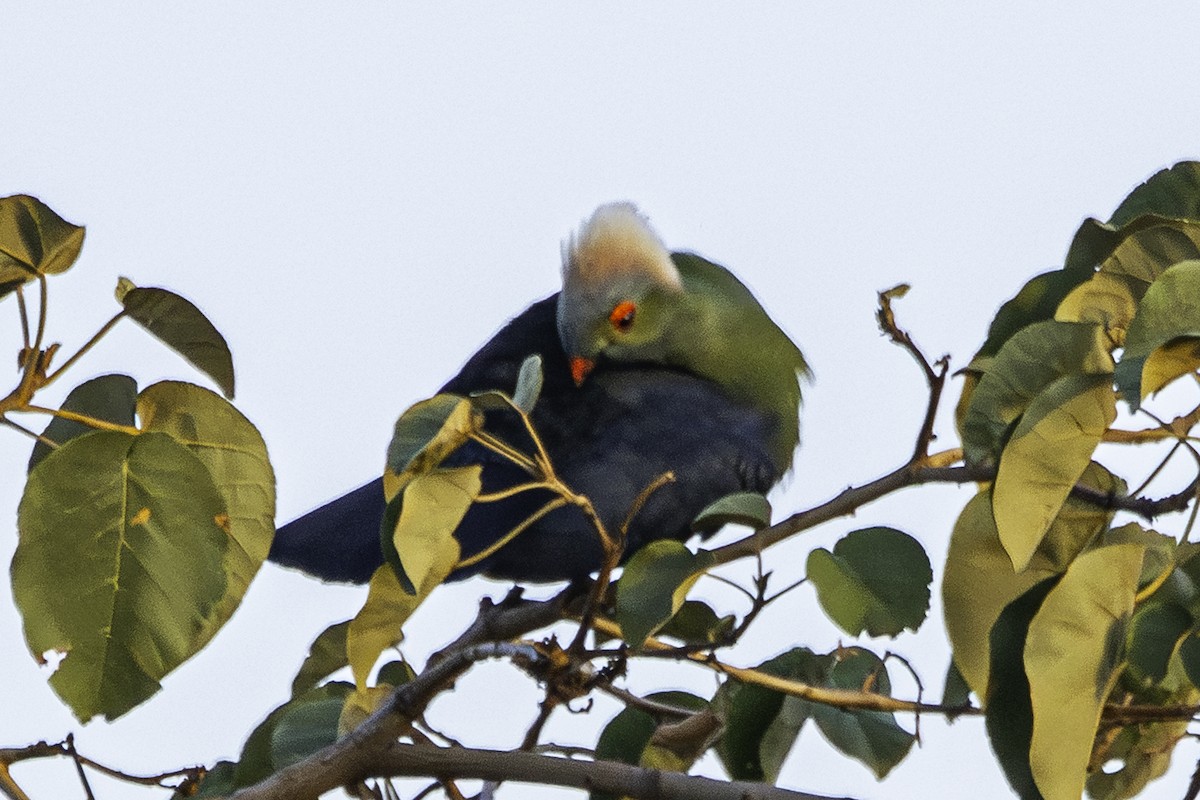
left=557, top=202, right=684, bottom=386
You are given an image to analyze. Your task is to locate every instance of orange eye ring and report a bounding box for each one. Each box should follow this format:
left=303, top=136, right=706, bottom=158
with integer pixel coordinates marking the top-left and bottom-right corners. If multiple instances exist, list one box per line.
left=609, top=300, right=637, bottom=332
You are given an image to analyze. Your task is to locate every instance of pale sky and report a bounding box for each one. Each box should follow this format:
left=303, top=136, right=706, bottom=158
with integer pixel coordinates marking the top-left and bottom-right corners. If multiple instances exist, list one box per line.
left=4, top=4, right=1200, bottom=799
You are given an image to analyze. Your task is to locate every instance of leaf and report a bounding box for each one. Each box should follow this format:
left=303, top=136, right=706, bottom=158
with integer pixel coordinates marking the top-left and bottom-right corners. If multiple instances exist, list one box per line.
left=137, top=381, right=275, bottom=647
left=13, top=430, right=229, bottom=721
left=943, top=490, right=1060, bottom=699
left=346, top=565, right=427, bottom=691
left=592, top=691, right=707, bottom=800
left=232, top=682, right=353, bottom=787
left=291, top=620, right=350, bottom=696
left=382, top=394, right=482, bottom=499
left=1115, top=260, right=1200, bottom=406
left=941, top=660, right=972, bottom=714
left=0, top=194, right=85, bottom=297
left=985, top=579, right=1058, bottom=800
left=28, top=373, right=137, bottom=472
left=971, top=271, right=1092, bottom=366
left=960, top=321, right=1113, bottom=466
left=512, top=354, right=544, bottom=413
left=1054, top=271, right=1140, bottom=344
left=691, top=492, right=772, bottom=533
left=1108, top=161, right=1200, bottom=228
left=806, top=526, right=932, bottom=638
left=1025, top=543, right=1144, bottom=800
left=992, top=373, right=1116, bottom=571
left=385, top=465, right=477, bottom=594
left=118, top=282, right=235, bottom=398
left=713, top=648, right=832, bottom=782
left=657, top=600, right=735, bottom=645
left=1125, top=602, right=1191, bottom=687
left=1099, top=223, right=1200, bottom=287
left=806, top=649, right=915, bottom=779
left=185, top=760, right=237, bottom=799
left=614, top=540, right=714, bottom=647
left=337, top=685, right=393, bottom=736
left=377, top=660, right=416, bottom=687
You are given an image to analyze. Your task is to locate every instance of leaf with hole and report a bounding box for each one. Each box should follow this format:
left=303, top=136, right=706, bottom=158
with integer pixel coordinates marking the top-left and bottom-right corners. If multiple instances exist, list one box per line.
left=13, top=430, right=229, bottom=721
left=1025, top=543, right=1143, bottom=800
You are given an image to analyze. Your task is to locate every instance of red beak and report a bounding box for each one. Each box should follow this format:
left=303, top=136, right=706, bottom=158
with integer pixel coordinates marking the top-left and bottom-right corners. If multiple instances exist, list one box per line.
left=570, top=356, right=595, bottom=387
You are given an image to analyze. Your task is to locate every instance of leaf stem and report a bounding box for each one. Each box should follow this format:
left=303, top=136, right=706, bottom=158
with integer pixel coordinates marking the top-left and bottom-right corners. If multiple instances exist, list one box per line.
left=20, top=405, right=140, bottom=436
left=43, top=310, right=126, bottom=387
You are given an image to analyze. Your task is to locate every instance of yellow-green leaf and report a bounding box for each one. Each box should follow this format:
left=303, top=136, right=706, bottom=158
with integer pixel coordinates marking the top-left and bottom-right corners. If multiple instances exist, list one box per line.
left=993, top=373, right=1116, bottom=571
left=291, top=620, right=350, bottom=696
left=386, top=465, right=478, bottom=593
left=1025, top=543, right=1144, bottom=800
left=13, top=431, right=228, bottom=721
left=943, top=490, right=1060, bottom=699
left=691, top=492, right=772, bottom=533
left=137, top=381, right=275, bottom=649
left=347, top=566, right=419, bottom=691
left=1054, top=271, right=1140, bottom=345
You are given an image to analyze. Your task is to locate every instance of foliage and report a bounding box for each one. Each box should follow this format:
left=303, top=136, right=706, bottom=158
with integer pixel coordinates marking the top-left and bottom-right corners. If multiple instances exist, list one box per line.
left=9, top=164, right=1200, bottom=799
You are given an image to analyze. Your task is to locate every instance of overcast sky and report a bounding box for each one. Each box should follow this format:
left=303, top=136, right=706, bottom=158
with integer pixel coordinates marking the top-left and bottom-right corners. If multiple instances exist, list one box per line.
left=4, top=4, right=1200, bottom=799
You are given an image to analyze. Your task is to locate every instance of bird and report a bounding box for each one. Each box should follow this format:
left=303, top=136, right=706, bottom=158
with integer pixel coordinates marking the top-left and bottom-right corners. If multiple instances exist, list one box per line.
left=269, top=203, right=808, bottom=584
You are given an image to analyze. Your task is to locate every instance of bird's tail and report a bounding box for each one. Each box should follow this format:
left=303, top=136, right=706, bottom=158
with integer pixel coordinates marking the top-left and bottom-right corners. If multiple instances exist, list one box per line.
left=269, top=478, right=387, bottom=584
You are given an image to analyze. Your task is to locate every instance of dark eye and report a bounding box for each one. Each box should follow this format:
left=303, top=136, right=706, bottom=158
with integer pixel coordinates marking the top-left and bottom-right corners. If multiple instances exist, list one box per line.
left=609, top=300, right=637, bottom=332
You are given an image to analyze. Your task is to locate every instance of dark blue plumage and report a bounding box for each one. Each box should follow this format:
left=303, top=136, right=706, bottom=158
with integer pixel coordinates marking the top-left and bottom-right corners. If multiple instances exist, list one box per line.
left=269, top=294, right=782, bottom=584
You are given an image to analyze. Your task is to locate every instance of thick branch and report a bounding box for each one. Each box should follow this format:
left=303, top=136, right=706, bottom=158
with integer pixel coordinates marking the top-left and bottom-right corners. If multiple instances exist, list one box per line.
left=372, top=743, right=850, bottom=800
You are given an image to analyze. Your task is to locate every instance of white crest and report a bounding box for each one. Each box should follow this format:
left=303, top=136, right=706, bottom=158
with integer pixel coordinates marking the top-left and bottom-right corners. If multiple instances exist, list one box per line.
left=562, top=202, right=682, bottom=292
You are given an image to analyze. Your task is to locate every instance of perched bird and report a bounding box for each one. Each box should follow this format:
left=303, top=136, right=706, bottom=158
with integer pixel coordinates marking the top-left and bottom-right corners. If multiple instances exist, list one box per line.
left=269, top=203, right=807, bottom=584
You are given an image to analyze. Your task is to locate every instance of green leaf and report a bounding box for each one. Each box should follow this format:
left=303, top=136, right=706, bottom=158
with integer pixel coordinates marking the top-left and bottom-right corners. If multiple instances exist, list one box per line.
left=28, top=374, right=137, bottom=472
left=1115, top=260, right=1200, bottom=406
left=185, top=760, right=237, bottom=799
left=806, top=649, right=915, bottom=779
left=291, top=620, right=350, bottom=696
left=592, top=691, right=707, bottom=800
left=118, top=282, right=235, bottom=398
left=1025, top=543, right=1144, bottom=800
left=960, top=320, right=1114, bottom=466
left=985, top=579, right=1058, bottom=800
left=615, top=540, right=713, bottom=647
left=943, top=490, right=1061, bottom=699
left=13, top=430, right=229, bottom=721
left=971, top=271, right=1092, bottom=366
left=137, top=381, right=275, bottom=647
left=713, top=648, right=832, bottom=782
left=806, top=526, right=931, bottom=638
left=512, top=354, right=544, bottom=413
left=232, top=682, right=352, bottom=787
left=1125, top=602, right=1191, bottom=687
left=382, top=394, right=482, bottom=498
left=1085, top=717, right=1188, bottom=800
left=941, top=660, right=972, bottom=714
left=1109, top=162, right=1200, bottom=228
left=384, top=465, right=477, bottom=594
left=377, top=660, right=416, bottom=687
left=657, top=600, right=735, bottom=645
left=0, top=194, right=85, bottom=297
left=992, top=373, right=1116, bottom=571
left=691, top=491, right=772, bottom=533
